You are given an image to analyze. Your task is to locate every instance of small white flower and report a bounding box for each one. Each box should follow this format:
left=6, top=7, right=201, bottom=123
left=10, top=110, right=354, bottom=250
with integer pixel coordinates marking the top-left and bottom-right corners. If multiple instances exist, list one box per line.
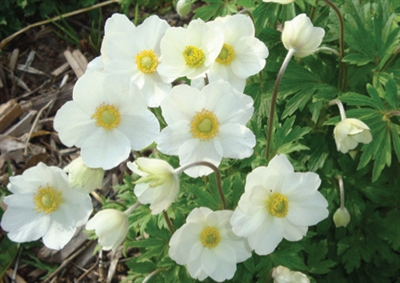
left=127, top=158, right=180, bottom=215
left=334, top=118, right=372, bottom=154
left=204, top=14, right=269, bottom=91
left=98, top=15, right=171, bottom=107
left=263, top=0, right=295, bottom=4
left=282, top=13, right=325, bottom=58
left=64, top=156, right=104, bottom=194
left=86, top=209, right=129, bottom=251
left=169, top=207, right=252, bottom=282
left=230, top=154, right=329, bottom=255
left=272, top=266, right=310, bottom=283
left=156, top=81, right=256, bottom=177
left=54, top=71, right=160, bottom=170
left=1, top=162, right=93, bottom=250
left=158, top=18, right=224, bottom=82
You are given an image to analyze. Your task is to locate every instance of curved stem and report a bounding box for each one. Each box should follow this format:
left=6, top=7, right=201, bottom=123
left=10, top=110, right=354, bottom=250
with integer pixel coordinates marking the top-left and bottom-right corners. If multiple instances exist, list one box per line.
left=163, top=211, right=175, bottom=234
left=143, top=269, right=166, bottom=283
left=329, top=99, right=346, bottom=121
left=177, top=161, right=226, bottom=209
left=315, top=46, right=341, bottom=59
left=124, top=202, right=141, bottom=215
left=336, top=175, right=345, bottom=209
left=265, top=48, right=295, bottom=160
left=324, top=0, right=347, bottom=90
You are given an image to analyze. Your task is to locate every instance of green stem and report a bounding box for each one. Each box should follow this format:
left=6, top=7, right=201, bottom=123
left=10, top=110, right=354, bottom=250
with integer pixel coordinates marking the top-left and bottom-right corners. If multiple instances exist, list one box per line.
left=163, top=211, right=175, bottom=234
left=265, top=48, right=295, bottom=160
left=336, top=175, right=345, bottom=209
left=177, top=161, right=226, bottom=209
left=329, top=99, right=346, bottom=121
left=324, top=0, right=347, bottom=90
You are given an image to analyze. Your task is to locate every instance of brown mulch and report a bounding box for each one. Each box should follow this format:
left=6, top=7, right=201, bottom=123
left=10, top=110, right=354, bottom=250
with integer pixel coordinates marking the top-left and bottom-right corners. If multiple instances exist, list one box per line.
left=0, top=3, right=191, bottom=282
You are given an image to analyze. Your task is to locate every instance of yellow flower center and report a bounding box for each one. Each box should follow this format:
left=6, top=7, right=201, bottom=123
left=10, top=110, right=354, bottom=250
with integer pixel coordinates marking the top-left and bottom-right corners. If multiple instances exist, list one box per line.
left=215, top=43, right=235, bottom=65
left=266, top=192, right=289, bottom=218
left=190, top=109, right=219, bottom=140
left=34, top=185, right=62, bottom=214
left=200, top=227, right=221, bottom=248
left=183, top=45, right=205, bottom=68
left=135, top=50, right=158, bottom=74
left=92, top=103, right=121, bottom=130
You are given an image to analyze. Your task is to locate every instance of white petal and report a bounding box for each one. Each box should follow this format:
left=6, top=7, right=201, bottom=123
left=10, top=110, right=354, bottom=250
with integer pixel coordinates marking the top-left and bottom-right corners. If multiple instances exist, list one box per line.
left=217, top=124, right=255, bottom=159
left=156, top=121, right=192, bottom=155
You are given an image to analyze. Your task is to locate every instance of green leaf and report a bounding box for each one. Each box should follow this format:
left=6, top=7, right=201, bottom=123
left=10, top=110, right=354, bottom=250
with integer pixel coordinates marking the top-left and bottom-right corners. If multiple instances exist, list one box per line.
left=384, top=74, right=399, bottom=108
left=342, top=53, right=373, bottom=66
left=306, top=240, right=337, bottom=274
left=0, top=237, right=19, bottom=277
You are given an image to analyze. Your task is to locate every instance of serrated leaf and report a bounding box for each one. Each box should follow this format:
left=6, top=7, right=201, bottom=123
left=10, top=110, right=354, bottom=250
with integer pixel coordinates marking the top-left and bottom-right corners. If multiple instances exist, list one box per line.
left=342, top=53, right=372, bottom=66
left=384, top=74, right=399, bottom=108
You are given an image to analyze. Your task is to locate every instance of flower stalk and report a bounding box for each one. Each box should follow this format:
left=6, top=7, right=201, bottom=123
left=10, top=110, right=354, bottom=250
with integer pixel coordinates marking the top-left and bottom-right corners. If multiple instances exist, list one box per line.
left=177, top=161, right=226, bottom=209
left=265, top=48, right=296, bottom=160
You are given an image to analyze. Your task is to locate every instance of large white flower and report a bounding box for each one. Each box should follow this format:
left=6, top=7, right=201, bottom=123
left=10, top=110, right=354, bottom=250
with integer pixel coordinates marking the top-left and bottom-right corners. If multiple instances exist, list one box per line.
left=127, top=158, right=180, bottom=214
left=230, top=154, right=329, bottom=255
left=169, top=207, right=252, bottom=282
left=333, top=118, right=372, bottom=153
left=86, top=209, right=129, bottom=251
left=64, top=156, right=104, bottom=194
left=156, top=81, right=256, bottom=177
left=282, top=13, right=325, bottom=58
left=0, top=162, right=92, bottom=250
left=205, top=14, right=269, bottom=91
left=158, top=18, right=224, bottom=82
left=97, top=15, right=171, bottom=107
left=54, top=71, right=160, bottom=170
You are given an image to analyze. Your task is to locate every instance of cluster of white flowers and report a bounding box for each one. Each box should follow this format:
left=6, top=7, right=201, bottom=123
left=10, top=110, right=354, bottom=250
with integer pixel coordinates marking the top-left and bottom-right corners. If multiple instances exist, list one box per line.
left=0, top=8, right=373, bottom=282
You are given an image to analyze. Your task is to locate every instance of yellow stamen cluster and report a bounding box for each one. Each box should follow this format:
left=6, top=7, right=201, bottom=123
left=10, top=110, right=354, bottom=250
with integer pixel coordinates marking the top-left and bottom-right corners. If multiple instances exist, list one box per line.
left=183, top=45, right=205, bottom=68
left=200, top=227, right=221, bottom=248
left=190, top=109, right=219, bottom=141
left=34, top=185, right=62, bottom=214
left=216, top=43, right=235, bottom=65
left=266, top=192, right=289, bottom=218
left=92, top=103, right=121, bottom=130
left=135, top=50, right=158, bottom=74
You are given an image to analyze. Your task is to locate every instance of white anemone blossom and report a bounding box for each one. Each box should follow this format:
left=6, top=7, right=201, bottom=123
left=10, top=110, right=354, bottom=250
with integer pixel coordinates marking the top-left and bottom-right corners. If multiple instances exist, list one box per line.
left=334, top=118, right=372, bottom=154
left=54, top=71, right=160, bottom=170
left=205, top=14, right=269, bottom=92
left=230, top=154, right=329, bottom=255
left=272, top=266, right=310, bottom=283
left=86, top=209, right=129, bottom=251
left=158, top=18, right=224, bottom=82
left=169, top=207, right=252, bottom=282
left=0, top=162, right=93, bottom=250
left=263, top=0, right=295, bottom=4
left=127, top=158, right=180, bottom=214
left=97, top=14, right=171, bottom=107
left=156, top=81, right=256, bottom=177
left=282, top=13, right=325, bottom=58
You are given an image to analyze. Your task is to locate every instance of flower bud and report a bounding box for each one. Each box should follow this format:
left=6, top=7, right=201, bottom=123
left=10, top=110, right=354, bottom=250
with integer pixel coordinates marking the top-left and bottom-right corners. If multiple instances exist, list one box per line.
left=176, top=0, right=193, bottom=17
left=333, top=207, right=351, bottom=228
left=333, top=118, right=372, bottom=154
left=272, top=265, right=310, bottom=283
left=263, top=0, right=295, bottom=4
left=64, top=157, right=104, bottom=193
left=86, top=209, right=129, bottom=251
left=282, top=13, right=325, bottom=58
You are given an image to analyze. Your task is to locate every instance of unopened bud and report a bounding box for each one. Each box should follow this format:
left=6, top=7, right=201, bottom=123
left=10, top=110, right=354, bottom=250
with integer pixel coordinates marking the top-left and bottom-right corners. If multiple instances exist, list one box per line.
left=333, top=207, right=351, bottom=228
left=176, top=0, right=193, bottom=17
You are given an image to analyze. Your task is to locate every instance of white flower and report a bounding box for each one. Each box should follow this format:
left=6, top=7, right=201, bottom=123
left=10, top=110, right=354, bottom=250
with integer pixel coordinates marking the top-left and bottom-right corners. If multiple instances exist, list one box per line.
left=127, top=158, right=180, bottom=214
left=333, top=207, right=351, bottom=228
left=99, top=13, right=136, bottom=64
left=156, top=81, right=256, bottom=178
left=0, top=162, right=92, bottom=250
left=282, top=13, right=325, bottom=58
left=158, top=18, right=224, bottom=82
left=169, top=207, right=252, bottom=282
left=97, top=15, right=171, bottom=107
left=334, top=118, right=372, bottom=154
left=204, top=14, right=269, bottom=92
left=230, top=154, right=329, bottom=255
left=86, top=209, right=129, bottom=251
left=64, top=156, right=104, bottom=194
left=54, top=71, right=160, bottom=170
left=272, top=266, right=310, bottom=283
left=263, top=0, right=295, bottom=4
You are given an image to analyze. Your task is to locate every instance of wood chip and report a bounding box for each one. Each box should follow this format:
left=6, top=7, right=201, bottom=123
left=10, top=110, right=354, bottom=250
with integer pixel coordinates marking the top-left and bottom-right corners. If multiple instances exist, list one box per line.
left=0, top=99, right=23, bottom=133
left=8, top=48, right=19, bottom=72
left=63, top=50, right=87, bottom=78
left=4, top=110, right=37, bottom=137
left=51, top=62, right=70, bottom=77
left=17, top=64, right=48, bottom=76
